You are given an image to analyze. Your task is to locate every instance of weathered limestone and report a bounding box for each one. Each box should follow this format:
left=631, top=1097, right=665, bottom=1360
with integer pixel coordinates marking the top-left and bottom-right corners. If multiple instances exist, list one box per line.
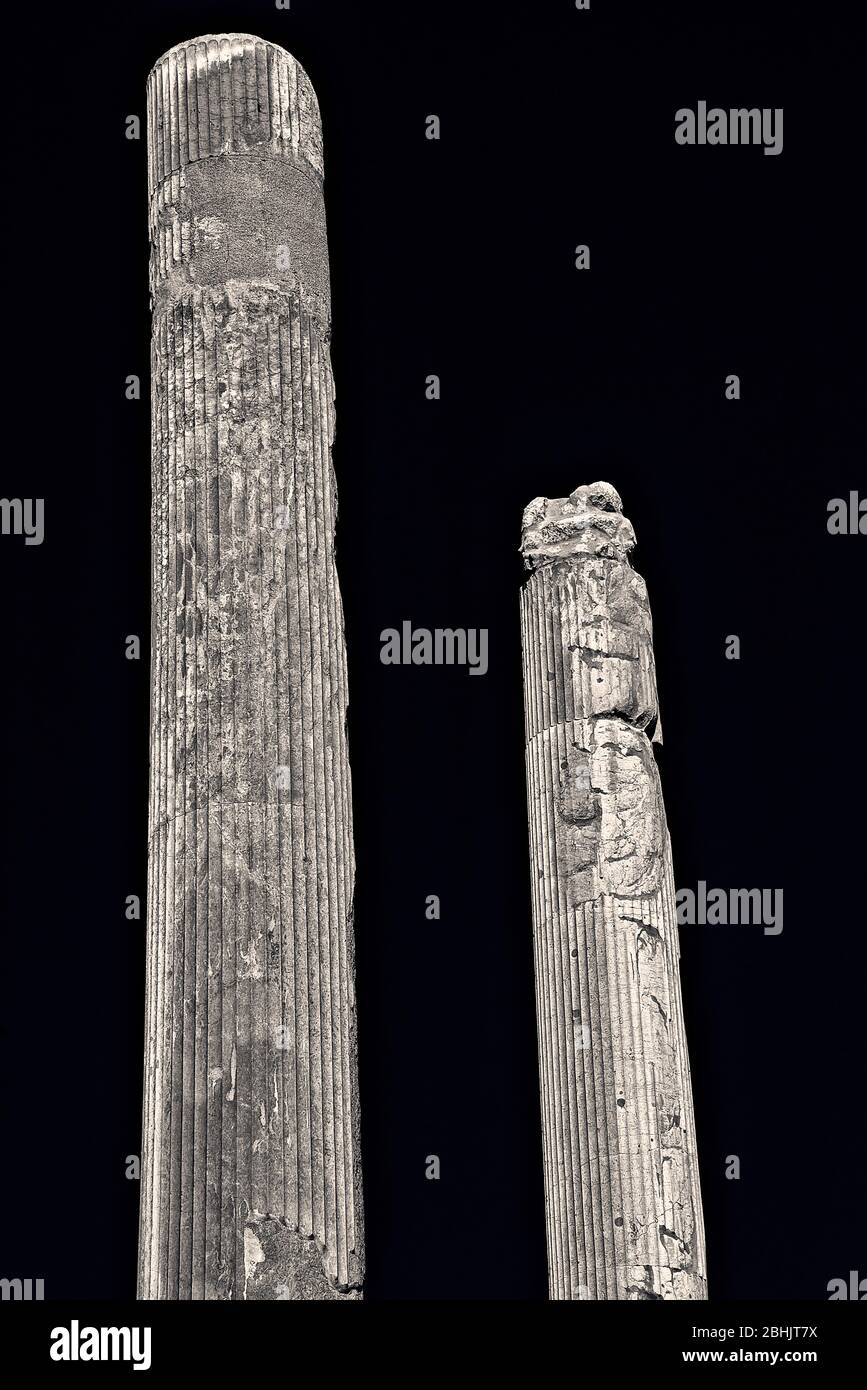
left=520, top=483, right=706, bottom=1300
left=140, top=35, right=363, bottom=1299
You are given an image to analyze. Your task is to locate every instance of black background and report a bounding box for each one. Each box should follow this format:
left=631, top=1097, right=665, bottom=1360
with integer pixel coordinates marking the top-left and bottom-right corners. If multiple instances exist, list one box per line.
left=1, top=0, right=864, bottom=1302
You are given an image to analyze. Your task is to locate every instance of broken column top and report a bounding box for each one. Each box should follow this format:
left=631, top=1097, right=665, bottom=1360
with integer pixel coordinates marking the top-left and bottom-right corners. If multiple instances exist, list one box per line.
left=520, top=482, right=637, bottom=571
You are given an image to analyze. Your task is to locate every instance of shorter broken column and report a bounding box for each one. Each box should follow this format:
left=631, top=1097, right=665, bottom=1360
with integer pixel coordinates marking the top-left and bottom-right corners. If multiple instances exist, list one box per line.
left=520, top=482, right=707, bottom=1300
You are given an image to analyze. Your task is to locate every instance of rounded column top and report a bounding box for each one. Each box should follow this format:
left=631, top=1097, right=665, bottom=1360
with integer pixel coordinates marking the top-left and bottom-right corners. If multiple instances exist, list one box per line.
left=147, top=33, right=324, bottom=196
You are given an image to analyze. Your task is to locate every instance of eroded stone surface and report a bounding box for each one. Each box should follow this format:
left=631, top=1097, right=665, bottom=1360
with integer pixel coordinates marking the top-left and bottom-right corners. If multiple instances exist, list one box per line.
left=521, top=483, right=706, bottom=1300
left=139, top=34, right=363, bottom=1301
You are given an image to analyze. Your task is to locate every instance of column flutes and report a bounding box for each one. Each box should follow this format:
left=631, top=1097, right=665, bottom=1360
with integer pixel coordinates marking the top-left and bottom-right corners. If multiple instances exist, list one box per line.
left=140, top=33, right=363, bottom=1300
left=520, top=482, right=706, bottom=1300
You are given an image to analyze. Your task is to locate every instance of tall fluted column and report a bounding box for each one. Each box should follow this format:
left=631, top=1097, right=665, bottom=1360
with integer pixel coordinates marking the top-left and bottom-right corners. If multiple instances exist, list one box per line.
left=520, top=483, right=706, bottom=1300
left=140, top=34, right=363, bottom=1300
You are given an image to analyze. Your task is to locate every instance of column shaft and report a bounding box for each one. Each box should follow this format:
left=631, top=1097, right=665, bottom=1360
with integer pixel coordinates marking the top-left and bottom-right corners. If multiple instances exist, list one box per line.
left=140, top=33, right=363, bottom=1300
left=520, top=482, right=706, bottom=1300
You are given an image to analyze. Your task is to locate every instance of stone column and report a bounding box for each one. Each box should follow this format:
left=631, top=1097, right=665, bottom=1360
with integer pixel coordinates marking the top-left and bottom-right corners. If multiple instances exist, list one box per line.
left=520, top=483, right=706, bottom=1300
left=140, top=34, right=363, bottom=1300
